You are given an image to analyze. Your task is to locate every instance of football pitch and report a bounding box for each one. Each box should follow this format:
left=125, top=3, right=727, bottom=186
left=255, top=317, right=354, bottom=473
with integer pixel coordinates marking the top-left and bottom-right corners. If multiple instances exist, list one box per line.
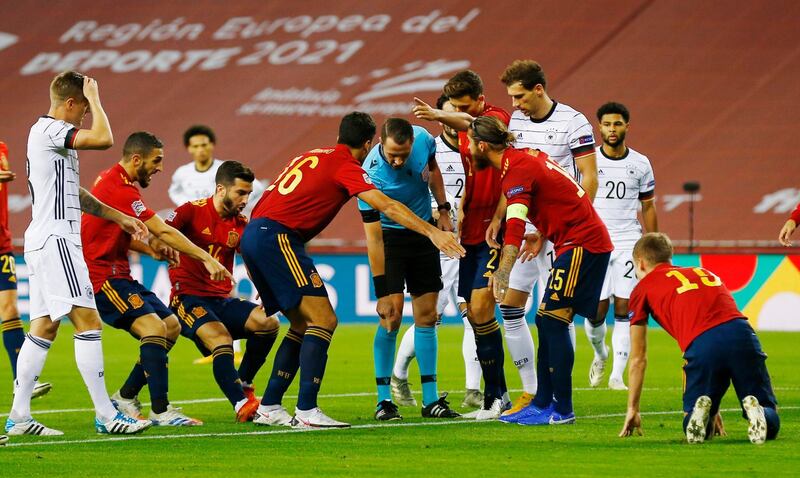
left=1, top=324, right=797, bottom=476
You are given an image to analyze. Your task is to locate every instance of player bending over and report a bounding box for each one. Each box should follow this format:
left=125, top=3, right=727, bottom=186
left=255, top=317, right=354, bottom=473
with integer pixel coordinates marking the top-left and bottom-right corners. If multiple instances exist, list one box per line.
left=164, top=161, right=280, bottom=423
left=82, top=131, right=231, bottom=426
left=620, top=233, right=780, bottom=444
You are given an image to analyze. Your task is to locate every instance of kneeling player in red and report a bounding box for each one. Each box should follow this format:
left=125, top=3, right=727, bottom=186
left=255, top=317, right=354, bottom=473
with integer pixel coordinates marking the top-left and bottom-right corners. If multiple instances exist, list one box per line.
left=82, top=132, right=231, bottom=426
left=620, top=233, right=780, bottom=444
left=466, top=116, right=613, bottom=426
left=164, top=161, right=280, bottom=423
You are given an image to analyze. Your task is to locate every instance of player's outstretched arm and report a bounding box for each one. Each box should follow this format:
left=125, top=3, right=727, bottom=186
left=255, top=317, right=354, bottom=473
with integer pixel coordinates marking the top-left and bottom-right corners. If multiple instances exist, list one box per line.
left=79, top=187, right=147, bottom=240
left=357, top=189, right=464, bottom=259
left=779, top=219, right=797, bottom=247
left=71, top=76, right=113, bottom=150
left=143, top=214, right=232, bottom=282
left=412, top=97, right=474, bottom=132
left=620, top=323, right=648, bottom=437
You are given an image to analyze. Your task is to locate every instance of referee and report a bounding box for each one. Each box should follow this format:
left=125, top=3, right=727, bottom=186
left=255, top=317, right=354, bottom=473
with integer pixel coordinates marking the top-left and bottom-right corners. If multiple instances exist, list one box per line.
left=359, top=118, right=459, bottom=421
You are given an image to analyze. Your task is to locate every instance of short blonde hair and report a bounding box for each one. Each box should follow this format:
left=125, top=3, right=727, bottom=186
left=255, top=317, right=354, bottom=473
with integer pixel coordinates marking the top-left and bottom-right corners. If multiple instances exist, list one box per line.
left=633, top=232, right=673, bottom=266
left=50, top=71, right=85, bottom=103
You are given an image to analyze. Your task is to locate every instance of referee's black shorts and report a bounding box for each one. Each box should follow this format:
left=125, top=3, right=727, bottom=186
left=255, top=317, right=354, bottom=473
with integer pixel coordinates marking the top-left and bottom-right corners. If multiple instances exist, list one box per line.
left=383, top=227, right=442, bottom=296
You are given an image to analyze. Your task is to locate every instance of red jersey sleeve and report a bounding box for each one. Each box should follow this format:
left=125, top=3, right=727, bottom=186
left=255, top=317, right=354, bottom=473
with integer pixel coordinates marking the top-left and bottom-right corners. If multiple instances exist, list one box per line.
left=501, top=154, right=537, bottom=247
left=107, top=185, right=156, bottom=221
left=628, top=286, right=650, bottom=326
left=790, top=202, right=800, bottom=224
left=166, top=202, right=194, bottom=231
left=334, top=160, right=375, bottom=197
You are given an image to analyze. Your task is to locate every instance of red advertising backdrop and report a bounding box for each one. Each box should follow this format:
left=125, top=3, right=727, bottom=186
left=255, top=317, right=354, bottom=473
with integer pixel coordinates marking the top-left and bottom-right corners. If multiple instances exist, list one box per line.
left=1, top=1, right=798, bottom=247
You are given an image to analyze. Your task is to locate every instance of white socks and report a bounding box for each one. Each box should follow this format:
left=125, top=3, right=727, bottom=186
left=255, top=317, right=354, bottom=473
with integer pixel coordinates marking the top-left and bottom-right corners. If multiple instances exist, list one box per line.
left=392, top=325, right=415, bottom=380
left=610, top=320, right=631, bottom=382
left=74, top=330, right=118, bottom=422
left=568, top=321, right=576, bottom=351
left=461, top=312, right=481, bottom=390
left=584, top=320, right=609, bottom=360
left=9, top=334, right=51, bottom=421
left=500, top=306, right=537, bottom=395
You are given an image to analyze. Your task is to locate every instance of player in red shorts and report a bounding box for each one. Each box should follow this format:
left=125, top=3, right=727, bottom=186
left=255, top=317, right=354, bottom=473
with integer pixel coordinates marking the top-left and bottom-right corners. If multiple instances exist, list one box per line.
left=412, top=70, right=514, bottom=419
left=620, top=232, right=779, bottom=444
left=164, top=160, right=280, bottom=423
left=240, top=112, right=463, bottom=428
left=82, top=131, right=230, bottom=426
left=466, top=115, right=613, bottom=425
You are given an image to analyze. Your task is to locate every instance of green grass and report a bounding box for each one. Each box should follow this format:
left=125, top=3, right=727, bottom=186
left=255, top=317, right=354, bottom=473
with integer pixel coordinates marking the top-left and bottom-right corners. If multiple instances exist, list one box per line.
left=0, top=324, right=797, bottom=477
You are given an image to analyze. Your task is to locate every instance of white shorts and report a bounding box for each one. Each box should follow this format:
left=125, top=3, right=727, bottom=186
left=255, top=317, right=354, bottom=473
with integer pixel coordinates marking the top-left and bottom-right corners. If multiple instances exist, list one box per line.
left=508, top=239, right=555, bottom=293
left=25, top=236, right=96, bottom=321
left=600, top=248, right=637, bottom=300
left=436, top=256, right=463, bottom=315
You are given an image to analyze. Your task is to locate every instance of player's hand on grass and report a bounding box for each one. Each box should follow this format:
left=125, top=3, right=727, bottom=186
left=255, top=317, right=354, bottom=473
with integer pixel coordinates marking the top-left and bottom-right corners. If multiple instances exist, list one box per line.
left=619, top=409, right=643, bottom=437
left=778, top=219, right=796, bottom=246
left=430, top=229, right=465, bottom=259
left=412, top=97, right=440, bottom=122
left=518, top=232, right=543, bottom=262
left=485, top=217, right=502, bottom=249
left=713, top=413, right=727, bottom=436
left=203, top=257, right=235, bottom=283
left=0, top=170, right=16, bottom=183
left=118, top=216, right=149, bottom=241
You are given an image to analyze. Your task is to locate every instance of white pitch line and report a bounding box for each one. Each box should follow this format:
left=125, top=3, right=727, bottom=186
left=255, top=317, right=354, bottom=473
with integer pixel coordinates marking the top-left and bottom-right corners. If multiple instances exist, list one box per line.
left=4, top=405, right=798, bottom=449
left=0, top=387, right=675, bottom=418
left=3, top=386, right=798, bottom=419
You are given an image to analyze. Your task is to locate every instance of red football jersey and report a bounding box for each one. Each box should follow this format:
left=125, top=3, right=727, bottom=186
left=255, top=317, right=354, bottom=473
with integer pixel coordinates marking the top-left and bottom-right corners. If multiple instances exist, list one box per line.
left=458, top=103, right=511, bottom=245
left=81, top=163, right=156, bottom=291
left=501, top=147, right=612, bottom=255
left=166, top=197, right=246, bottom=298
left=629, top=264, right=743, bottom=351
left=250, top=144, right=375, bottom=242
left=0, top=142, right=12, bottom=254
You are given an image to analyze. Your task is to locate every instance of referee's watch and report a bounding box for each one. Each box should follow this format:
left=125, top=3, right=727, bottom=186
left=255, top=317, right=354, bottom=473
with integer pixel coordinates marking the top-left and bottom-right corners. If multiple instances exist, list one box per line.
left=437, top=202, right=451, bottom=212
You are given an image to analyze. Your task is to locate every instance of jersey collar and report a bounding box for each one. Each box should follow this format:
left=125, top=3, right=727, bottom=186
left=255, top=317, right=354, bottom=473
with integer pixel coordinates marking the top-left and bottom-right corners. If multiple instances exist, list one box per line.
left=599, top=145, right=629, bottom=161
left=439, top=134, right=459, bottom=152
left=529, top=100, right=557, bottom=124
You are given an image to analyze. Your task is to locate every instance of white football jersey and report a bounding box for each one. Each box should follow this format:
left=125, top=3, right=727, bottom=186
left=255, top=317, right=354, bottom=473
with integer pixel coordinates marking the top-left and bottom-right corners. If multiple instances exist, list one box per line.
left=433, top=134, right=465, bottom=210
left=24, top=116, right=83, bottom=251
left=509, top=101, right=595, bottom=180
left=168, top=158, right=266, bottom=212
left=510, top=101, right=595, bottom=235
left=593, top=146, right=655, bottom=249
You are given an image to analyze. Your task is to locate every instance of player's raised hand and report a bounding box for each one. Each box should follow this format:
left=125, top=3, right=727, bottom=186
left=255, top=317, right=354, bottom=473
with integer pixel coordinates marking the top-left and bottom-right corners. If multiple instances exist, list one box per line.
left=203, top=257, right=235, bottom=283
left=412, top=97, right=439, bottom=122
left=82, top=76, right=101, bottom=102
left=518, top=232, right=543, bottom=262
left=778, top=219, right=796, bottom=246
left=430, top=229, right=465, bottom=259
left=619, top=409, right=643, bottom=437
